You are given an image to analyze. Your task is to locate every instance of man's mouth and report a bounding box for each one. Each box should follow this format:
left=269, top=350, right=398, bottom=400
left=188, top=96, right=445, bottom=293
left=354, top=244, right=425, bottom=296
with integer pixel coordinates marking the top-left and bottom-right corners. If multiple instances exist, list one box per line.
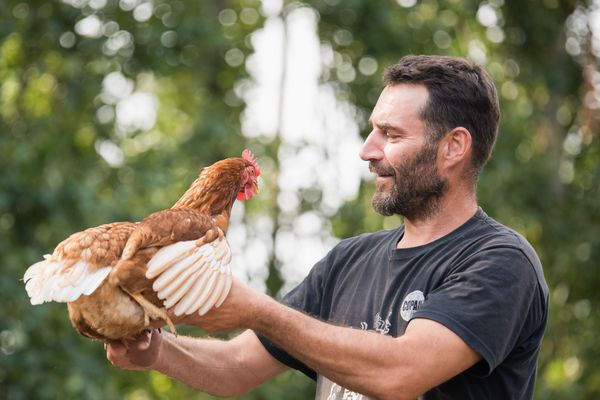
left=369, top=162, right=394, bottom=178
left=376, top=175, right=394, bottom=186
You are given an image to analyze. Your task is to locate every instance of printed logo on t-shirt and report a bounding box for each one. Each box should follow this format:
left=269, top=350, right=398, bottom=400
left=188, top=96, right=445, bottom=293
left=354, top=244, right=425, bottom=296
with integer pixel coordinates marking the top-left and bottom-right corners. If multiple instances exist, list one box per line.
left=400, top=290, right=425, bottom=321
left=320, top=313, right=393, bottom=400
left=360, top=312, right=391, bottom=335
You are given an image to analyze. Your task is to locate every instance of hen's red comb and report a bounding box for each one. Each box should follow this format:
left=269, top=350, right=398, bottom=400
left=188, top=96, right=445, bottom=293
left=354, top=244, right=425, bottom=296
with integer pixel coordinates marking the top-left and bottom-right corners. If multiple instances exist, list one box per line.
left=242, top=149, right=261, bottom=176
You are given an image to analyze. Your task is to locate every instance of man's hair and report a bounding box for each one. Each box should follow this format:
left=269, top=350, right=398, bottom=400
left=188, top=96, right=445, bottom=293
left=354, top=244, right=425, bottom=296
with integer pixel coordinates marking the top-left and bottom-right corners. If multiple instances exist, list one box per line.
left=384, top=55, right=500, bottom=179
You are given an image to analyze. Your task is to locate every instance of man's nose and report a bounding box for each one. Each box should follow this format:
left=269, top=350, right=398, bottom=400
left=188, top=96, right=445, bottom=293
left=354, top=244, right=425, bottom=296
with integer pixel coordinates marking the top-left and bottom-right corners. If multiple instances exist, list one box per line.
left=359, top=131, right=383, bottom=161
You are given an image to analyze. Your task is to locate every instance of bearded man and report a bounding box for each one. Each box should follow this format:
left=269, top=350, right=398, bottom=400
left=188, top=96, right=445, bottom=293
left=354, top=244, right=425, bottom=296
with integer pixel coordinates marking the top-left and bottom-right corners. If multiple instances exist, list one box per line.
left=107, top=55, right=549, bottom=400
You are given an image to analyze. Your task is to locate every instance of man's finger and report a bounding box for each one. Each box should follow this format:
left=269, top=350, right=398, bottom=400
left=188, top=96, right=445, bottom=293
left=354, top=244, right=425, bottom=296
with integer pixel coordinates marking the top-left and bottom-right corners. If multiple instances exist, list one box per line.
left=106, top=340, right=127, bottom=357
left=135, top=330, right=153, bottom=351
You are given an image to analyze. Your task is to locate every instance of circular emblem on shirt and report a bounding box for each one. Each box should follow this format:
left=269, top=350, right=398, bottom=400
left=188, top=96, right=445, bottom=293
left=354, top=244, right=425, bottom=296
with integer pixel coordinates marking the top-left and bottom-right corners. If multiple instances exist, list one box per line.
left=400, top=290, right=425, bottom=321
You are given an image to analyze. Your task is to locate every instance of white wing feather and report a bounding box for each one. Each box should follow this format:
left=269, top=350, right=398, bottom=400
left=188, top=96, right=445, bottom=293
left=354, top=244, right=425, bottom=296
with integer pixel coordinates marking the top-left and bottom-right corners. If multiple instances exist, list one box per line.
left=146, top=240, right=197, bottom=279
left=23, top=258, right=111, bottom=305
left=146, top=236, right=232, bottom=316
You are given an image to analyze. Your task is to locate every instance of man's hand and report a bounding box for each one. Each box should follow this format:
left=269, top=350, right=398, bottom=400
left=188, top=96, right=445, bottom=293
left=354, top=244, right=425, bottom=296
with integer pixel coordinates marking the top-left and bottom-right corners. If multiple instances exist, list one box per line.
left=105, top=328, right=163, bottom=371
left=169, top=278, right=268, bottom=334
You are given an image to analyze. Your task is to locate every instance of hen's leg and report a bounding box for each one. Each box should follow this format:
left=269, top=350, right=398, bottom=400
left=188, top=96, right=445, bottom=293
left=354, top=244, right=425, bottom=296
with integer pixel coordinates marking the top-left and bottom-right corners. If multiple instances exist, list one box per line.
left=110, top=249, right=177, bottom=334
left=121, top=288, right=177, bottom=334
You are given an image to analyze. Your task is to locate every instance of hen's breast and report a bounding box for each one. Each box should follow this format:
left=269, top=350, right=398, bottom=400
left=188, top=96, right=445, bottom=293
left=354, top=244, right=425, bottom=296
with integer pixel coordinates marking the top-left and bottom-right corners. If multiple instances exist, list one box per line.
left=67, top=279, right=146, bottom=340
left=60, top=223, right=156, bottom=340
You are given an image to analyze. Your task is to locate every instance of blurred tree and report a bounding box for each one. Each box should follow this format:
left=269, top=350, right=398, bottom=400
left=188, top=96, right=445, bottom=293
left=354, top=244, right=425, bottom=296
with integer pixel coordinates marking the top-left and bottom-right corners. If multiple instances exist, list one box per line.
left=0, top=0, right=313, bottom=398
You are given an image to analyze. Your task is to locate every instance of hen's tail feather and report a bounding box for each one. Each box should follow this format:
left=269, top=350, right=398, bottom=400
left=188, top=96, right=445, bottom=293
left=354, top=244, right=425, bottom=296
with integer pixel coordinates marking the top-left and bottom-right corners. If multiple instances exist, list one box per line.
left=24, top=258, right=111, bottom=305
left=146, top=237, right=232, bottom=317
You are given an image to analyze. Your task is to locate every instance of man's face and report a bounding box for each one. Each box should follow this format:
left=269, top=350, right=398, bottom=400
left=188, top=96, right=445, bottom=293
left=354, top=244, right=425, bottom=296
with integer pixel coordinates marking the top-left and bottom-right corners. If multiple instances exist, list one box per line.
left=359, top=84, right=447, bottom=221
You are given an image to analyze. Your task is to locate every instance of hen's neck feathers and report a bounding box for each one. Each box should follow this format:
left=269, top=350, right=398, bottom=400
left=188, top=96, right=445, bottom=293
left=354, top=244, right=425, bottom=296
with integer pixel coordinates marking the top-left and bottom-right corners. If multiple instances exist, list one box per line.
left=171, top=158, right=245, bottom=218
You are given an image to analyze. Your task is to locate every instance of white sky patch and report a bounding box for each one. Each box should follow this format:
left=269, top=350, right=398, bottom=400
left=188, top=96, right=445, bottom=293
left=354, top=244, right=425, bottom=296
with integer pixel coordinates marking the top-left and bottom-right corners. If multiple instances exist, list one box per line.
left=396, top=0, right=417, bottom=8
left=476, top=4, right=498, bottom=27
left=115, top=92, right=158, bottom=135
left=261, top=0, right=283, bottom=17
left=104, top=30, right=134, bottom=56
left=75, top=14, right=103, bottom=38
left=101, top=71, right=134, bottom=104
left=133, top=2, right=153, bottom=22
left=89, top=0, right=107, bottom=10
left=62, top=0, right=89, bottom=9
left=95, top=139, right=124, bottom=167
left=241, top=17, right=285, bottom=140
left=238, top=4, right=368, bottom=293
left=279, top=7, right=322, bottom=144
left=590, top=1, right=600, bottom=57
left=228, top=203, right=274, bottom=293
left=99, top=71, right=158, bottom=136
left=468, top=39, right=488, bottom=64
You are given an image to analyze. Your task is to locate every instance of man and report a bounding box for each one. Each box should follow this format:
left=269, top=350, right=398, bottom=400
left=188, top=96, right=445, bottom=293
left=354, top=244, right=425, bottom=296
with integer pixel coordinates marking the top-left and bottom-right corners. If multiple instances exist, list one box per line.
left=107, top=55, right=549, bottom=400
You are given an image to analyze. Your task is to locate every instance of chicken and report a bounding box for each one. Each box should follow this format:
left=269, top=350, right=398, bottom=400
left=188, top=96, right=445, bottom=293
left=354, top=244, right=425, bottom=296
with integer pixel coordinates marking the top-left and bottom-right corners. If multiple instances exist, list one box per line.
left=23, top=150, right=260, bottom=341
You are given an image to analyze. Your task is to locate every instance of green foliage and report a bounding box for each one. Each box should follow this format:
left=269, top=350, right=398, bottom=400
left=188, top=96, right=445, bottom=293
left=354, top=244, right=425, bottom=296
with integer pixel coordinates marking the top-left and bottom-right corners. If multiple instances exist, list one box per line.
left=1, top=0, right=599, bottom=399
left=0, top=0, right=276, bottom=398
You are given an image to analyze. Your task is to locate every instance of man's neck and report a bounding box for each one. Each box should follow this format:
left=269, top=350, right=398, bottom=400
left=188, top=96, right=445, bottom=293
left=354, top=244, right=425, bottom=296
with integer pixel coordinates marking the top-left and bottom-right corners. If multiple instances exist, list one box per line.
left=397, top=192, right=478, bottom=249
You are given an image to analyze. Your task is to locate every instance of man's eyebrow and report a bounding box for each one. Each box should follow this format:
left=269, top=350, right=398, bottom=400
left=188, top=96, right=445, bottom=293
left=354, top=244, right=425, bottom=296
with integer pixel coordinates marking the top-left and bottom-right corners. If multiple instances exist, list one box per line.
left=369, top=120, right=406, bottom=134
left=377, top=122, right=395, bottom=130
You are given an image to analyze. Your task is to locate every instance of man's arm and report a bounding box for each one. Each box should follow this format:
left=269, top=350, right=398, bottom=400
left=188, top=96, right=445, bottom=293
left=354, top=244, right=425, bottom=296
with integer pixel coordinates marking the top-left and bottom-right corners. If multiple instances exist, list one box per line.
left=190, top=280, right=481, bottom=400
left=106, top=329, right=288, bottom=397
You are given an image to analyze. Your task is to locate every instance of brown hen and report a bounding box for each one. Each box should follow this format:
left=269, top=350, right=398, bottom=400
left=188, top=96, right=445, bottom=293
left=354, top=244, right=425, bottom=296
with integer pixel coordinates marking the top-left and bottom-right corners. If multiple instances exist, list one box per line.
left=24, top=150, right=260, bottom=340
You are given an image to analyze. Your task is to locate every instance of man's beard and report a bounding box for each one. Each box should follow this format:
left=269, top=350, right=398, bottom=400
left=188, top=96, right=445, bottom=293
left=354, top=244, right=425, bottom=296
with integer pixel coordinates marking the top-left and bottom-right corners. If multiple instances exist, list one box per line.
left=370, top=141, right=447, bottom=221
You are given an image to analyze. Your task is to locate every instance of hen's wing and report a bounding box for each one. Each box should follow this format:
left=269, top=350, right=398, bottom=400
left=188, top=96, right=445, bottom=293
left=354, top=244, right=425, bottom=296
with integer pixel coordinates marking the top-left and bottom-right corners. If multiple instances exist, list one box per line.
left=23, top=222, right=136, bottom=305
left=145, top=229, right=233, bottom=317
left=108, top=208, right=233, bottom=317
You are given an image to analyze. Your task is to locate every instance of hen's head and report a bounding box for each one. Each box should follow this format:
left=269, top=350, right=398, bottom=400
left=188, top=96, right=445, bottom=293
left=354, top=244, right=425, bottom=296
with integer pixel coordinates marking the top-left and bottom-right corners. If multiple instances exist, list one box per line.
left=237, top=149, right=261, bottom=201
left=173, top=149, right=260, bottom=213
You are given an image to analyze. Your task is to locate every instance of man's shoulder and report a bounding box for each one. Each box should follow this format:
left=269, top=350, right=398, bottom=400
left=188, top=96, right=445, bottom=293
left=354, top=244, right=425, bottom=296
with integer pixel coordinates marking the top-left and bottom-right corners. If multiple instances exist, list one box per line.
left=469, top=210, right=547, bottom=292
left=471, top=210, right=539, bottom=260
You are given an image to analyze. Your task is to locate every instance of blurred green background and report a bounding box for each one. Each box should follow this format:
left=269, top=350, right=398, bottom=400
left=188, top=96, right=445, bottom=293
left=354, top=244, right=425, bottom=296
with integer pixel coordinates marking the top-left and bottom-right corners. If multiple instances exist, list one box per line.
left=1, top=0, right=599, bottom=399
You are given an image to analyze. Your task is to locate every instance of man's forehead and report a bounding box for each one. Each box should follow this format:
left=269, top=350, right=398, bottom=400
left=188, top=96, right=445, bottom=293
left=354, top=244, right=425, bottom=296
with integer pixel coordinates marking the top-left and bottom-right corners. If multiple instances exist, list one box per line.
left=369, top=84, right=429, bottom=124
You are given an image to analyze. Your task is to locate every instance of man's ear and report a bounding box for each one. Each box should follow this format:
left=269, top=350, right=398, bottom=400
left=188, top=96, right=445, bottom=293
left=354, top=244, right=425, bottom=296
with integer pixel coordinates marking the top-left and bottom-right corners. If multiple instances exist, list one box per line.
left=439, top=127, right=472, bottom=168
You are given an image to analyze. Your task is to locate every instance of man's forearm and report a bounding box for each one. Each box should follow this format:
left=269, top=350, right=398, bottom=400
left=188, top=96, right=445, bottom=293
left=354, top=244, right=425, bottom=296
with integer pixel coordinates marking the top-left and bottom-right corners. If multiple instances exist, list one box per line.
left=247, top=296, right=415, bottom=399
left=184, top=279, right=477, bottom=399
left=153, top=331, right=261, bottom=397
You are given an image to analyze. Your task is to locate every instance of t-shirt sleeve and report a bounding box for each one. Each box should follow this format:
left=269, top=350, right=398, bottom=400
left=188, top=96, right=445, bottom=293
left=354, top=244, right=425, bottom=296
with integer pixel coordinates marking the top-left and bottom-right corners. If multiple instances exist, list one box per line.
left=256, top=252, right=332, bottom=380
left=411, top=246, right=542, bottom=376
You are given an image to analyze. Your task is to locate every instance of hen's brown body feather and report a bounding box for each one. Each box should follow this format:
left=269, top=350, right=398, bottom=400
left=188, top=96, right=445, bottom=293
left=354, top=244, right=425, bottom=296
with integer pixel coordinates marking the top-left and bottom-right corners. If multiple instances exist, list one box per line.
left=25, top=155, right=260, bottom=341
left=67, top=210, right=219, bottom=340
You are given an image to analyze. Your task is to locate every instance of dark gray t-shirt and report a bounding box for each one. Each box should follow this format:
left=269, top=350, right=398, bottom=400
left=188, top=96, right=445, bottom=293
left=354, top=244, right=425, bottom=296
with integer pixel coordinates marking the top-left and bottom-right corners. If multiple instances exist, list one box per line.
left=258, top=209, right=549, bottom=399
